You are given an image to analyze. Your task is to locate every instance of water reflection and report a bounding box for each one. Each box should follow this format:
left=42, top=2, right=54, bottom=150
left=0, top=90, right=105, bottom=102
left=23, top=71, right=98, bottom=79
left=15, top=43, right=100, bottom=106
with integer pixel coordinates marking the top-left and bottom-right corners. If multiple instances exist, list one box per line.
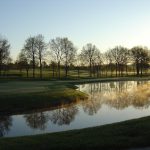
left=24, top=112, right=49, bottom=130
left=82, top=94, right=102, bottom=115
left=2, top=81, right=150, bottom=137
left=24, top=105, right=78, bottom=129
left=49, top=105, right=78, bottom=125
left=0, top=116, right=12, bottom=137
left=104, top=86, right=150, bottom=110
left=80, top=81, right=150, bottom=112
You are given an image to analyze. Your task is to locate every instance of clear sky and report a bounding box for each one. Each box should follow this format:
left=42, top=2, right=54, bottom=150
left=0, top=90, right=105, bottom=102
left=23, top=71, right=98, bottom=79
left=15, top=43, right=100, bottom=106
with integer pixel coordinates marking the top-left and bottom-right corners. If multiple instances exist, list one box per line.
left=1, top=0, right=150, bottom=60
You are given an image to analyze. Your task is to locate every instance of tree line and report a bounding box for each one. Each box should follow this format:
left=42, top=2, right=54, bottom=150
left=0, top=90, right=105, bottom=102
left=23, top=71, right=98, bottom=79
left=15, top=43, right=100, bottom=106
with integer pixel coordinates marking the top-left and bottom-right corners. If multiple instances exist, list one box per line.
left=0, top=34, right=150, bottom=79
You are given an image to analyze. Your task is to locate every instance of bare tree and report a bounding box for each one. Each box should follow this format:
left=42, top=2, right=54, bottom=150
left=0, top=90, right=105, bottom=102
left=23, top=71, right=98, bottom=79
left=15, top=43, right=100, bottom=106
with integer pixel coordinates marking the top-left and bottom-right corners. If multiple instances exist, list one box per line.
left=120, top=47, right=129, bottom=76
left=50, top=61, right=57, bottom=78
left=80, top=43, right=97, bottom=77
left=62, top=38, right=77, bottom=77
left=50, top=37, right=64, bottom=78
left=131, top=46, right=150, bottom=76
left=17, top=49, right=30, bottom=77
left=105, top=50, right=114, bottom=76
left=0, top=37, right=10, bottom=75
left=76, top=54, right=82, bottom=78
left=140, top=49, right=150, bottom=75
left=35, top=34, right=47, bottom=79
left=110, top=46, right=128, bottom=77
left=91, top=49, right=102, bottom=78
left=24, top=36, right=37, bottom=78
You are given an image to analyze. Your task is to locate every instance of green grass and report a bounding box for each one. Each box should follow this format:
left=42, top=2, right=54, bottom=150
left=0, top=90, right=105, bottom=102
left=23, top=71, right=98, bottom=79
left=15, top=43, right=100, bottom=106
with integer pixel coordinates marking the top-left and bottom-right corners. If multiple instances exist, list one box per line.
left=0, top=81, right=87, bottom=115
left=2, top=68, right=150, bottom=79
left=0, top=116, right=150, bottom=150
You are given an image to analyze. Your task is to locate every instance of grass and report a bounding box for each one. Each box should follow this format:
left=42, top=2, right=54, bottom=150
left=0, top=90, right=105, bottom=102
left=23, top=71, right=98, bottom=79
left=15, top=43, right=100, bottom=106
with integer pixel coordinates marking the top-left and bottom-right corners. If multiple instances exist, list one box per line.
left=0, top=116, right=150, bottom=150
left=0, top=81, right=87, bottom=115
left=2, top=68, right=150, bottom=79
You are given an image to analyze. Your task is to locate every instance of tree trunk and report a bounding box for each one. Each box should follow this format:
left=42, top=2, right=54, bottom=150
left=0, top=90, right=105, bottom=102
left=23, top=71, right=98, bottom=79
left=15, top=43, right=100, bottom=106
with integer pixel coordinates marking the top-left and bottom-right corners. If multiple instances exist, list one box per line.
left=93, top=64, right=95, bottom=77
left=140, top=63, right=143, bottom=76
left=33, top=53, right=35, bottom=78
left=105, top=65, right=108, bottom=77
left=126, top=64, right=128, bottom=76
left=26, top=69, right=29, bottom=78
left=0, top=53, right=2, bottom=76
left=40, top=59, right=42, bottom=79
left=89, top=60, right=92, bottom=77
left=0, top=54, right=2, bottom=76
left=52, top=65, right=55, bottom=78
left=77, top=66, right=80, bottom=79
left=58, top=61, right=60, bottom=79
left=0, top=61, right=2, bottom=76
left=65, top=64, right=68, bottom=78
left=136, top=63, right=140, bottom=76
left=99, top=65, right=101, bottom=77
left=96, top=65, right=99, bottom=78
left=121, top=64, right=123, bottom=77
left=116, top=63, right=118, bottom=77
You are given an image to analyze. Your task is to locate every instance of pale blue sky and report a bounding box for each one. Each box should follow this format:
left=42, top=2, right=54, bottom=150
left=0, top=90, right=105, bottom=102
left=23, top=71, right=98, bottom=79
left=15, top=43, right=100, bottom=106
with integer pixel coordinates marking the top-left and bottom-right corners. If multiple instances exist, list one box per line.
left=1, top=0, right=150, bottom=59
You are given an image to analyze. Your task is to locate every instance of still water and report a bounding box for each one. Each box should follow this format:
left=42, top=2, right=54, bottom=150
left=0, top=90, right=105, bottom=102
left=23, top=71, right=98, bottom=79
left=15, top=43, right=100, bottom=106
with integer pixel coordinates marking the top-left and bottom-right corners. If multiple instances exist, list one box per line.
left=1, top=81, right=150, bottom=137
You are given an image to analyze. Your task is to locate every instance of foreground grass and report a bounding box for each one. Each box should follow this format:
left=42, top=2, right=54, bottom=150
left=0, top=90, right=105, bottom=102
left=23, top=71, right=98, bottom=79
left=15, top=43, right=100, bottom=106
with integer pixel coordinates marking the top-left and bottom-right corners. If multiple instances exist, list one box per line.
left=0, top=116, right=150, bottom=150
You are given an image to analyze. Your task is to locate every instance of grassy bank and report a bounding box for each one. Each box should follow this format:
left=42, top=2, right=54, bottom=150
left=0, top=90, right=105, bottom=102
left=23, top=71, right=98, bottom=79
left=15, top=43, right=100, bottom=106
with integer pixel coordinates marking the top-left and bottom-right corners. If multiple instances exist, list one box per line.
left=0, top=116, right=150, bottom=150
left=0, top=76, right=150, bottom=115
left=0, top=81, right=87, bottom=115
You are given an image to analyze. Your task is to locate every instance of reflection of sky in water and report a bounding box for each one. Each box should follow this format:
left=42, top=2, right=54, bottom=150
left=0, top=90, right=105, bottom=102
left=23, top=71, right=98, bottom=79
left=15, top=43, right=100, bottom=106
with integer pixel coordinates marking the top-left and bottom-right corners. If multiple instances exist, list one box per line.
left=1, top=81, right=150, bottom=137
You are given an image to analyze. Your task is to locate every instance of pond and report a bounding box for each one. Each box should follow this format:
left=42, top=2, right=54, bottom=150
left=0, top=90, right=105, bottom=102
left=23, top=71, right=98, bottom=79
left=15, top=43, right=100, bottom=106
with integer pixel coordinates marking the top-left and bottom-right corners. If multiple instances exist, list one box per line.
left=1, top=80, right=150, bottom=137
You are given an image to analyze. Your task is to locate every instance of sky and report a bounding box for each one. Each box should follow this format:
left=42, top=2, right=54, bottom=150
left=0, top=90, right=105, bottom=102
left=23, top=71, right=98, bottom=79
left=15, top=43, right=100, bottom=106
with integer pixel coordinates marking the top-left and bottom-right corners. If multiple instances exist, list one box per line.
left=1, top=0, right=150, bottom=60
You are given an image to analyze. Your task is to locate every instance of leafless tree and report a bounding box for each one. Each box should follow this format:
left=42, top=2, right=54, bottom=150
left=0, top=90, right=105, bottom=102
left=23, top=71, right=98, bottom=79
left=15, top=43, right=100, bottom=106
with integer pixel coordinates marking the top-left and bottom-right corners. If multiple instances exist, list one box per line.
left=35, top=34, right=47, bottom=79
left=110, top=46, right=129, bottom=76
left=76, top=54, right=83, bottom=78
left=105, top=50, right=114, bottom=76
left=131, top=46, right=150, bottom=76
left=17, top=49, right=30, bottom=77
left=80, top=43, right=97, bottom=77
left=50, top=37, right=64, bottom=78
left=24, top=36, right=37, bottom=78
left=0, top=37, right=10, bottom=75
left=92, top=49, right=103, bottom=77
left=50, top=61, right=57, bottom=78
left=62, top=38, right=77, bottom=77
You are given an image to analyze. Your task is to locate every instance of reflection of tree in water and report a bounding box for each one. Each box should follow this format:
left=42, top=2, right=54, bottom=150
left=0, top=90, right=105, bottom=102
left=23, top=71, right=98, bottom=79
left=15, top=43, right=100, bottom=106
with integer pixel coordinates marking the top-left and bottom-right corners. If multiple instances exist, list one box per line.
left=82, top=94, right=102, bottom=115
left=104, top=92, right=132, bottom=109
left=49, top=105, right=78, bottom=125
left=81, top=83, right=104, bottom=115
left=24, top=112, right=49, bottom=130
left=80, top=81, right=150, bottom=113
left=0, top=116, right=12, bottom=137
left=80, top=81, right=126, bottom=93
left=81, top=82, right=129, bottom=114
left=105, top=84, right=150, bottom=110
left=131, top=84, right=150, bottom=109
